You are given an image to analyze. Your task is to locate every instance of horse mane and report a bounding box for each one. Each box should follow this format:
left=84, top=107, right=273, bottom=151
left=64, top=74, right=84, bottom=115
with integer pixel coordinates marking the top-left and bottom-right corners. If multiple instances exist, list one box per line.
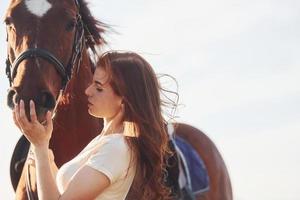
left=78, top=0, right=108, bottom=52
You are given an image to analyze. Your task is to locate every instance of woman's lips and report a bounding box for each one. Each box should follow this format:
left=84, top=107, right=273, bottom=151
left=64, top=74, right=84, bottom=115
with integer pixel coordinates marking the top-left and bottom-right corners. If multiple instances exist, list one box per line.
left=87, top=101, right=93, bottom=107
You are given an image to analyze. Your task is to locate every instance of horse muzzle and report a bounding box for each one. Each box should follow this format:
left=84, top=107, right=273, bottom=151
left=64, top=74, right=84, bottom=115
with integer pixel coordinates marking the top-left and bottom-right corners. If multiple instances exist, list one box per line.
left=7, top=88, right=56, bottom=122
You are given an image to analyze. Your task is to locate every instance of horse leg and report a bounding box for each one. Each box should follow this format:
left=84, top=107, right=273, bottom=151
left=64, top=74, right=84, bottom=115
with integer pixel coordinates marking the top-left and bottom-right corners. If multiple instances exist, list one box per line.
left=15, top=158, right=38, bottom=199
left=15, top=169, right=27, bottom=200
left=174, top=123, right=233, bottom=200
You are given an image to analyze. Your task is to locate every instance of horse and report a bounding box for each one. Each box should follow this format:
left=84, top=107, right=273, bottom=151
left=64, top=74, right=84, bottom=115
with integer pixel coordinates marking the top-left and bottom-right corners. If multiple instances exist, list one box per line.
left=5, top=0, right=104, bottom=198
left=4, top=0, right=232, bottom=199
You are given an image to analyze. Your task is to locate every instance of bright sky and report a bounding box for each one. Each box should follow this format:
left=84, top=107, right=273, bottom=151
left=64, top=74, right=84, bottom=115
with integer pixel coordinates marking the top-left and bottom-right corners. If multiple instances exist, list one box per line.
left=1, top=0, right=300, bottom=199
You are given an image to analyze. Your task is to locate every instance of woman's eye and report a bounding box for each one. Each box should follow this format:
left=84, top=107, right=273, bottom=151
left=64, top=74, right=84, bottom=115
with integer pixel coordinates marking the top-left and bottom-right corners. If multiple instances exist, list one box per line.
left=96, top=88, right=103, bottom=92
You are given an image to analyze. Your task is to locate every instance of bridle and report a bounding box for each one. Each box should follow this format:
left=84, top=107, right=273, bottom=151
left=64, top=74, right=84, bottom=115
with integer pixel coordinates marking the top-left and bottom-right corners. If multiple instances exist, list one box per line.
left=5, top=0, right=86, bottom=199
left=5, top=0, right=84, bottom=91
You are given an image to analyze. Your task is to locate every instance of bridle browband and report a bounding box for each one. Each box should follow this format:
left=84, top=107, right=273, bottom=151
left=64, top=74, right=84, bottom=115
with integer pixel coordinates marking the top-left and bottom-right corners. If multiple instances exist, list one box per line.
left=5, top=0, right=87, bottom=199
left=5, top=0, right=85, bottom=90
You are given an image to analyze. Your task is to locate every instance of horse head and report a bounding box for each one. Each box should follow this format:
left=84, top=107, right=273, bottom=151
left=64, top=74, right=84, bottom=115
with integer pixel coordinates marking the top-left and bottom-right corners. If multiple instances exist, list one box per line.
left=5, top=0, right=106, bottom=122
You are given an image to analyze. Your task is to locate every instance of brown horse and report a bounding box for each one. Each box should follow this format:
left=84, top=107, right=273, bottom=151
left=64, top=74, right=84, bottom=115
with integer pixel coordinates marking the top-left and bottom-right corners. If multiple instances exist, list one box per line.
left=5, top=0, right=104, bottom=199
left=5, top=0, right=232, bottom=199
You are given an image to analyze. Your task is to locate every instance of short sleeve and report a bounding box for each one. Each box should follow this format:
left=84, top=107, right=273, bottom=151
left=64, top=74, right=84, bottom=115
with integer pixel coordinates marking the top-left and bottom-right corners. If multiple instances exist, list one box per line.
left=85, top=136, right=131, bottom=184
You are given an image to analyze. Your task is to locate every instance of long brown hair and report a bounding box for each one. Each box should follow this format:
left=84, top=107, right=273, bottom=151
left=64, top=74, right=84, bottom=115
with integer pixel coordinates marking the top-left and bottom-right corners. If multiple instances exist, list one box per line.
left=97, top=51, right=172, bottom=200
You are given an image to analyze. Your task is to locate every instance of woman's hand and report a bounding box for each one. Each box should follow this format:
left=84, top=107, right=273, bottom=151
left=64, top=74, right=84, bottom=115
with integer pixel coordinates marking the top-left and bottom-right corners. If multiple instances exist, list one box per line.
left=13, top=100, right=53, bottom=149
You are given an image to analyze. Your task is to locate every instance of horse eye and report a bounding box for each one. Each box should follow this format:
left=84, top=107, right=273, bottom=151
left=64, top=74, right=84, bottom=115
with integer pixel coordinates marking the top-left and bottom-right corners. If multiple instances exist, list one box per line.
left=66, top=20, right=76, bottom=31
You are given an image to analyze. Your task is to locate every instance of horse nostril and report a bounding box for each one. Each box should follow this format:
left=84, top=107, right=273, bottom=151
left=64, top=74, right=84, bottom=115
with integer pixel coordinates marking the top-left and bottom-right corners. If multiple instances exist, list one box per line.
left=40, top=91, right=56, bottom=110
left=7, top=89, right=17, bottom=109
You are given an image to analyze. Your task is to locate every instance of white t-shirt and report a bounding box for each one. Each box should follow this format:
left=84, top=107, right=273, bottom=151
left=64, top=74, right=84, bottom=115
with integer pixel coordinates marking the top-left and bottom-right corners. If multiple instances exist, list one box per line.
left=56, top=134, right=136, bottom=200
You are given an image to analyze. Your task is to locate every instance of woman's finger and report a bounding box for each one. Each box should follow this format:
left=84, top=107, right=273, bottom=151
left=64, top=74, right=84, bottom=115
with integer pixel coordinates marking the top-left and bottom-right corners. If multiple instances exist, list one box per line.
left=30, top=100, right=38, bottom=123
left=15, top=103, right=21, bottom=125
left=19, top=100, right=30, bottom=128
left=45, top=111, right=53, bottom=132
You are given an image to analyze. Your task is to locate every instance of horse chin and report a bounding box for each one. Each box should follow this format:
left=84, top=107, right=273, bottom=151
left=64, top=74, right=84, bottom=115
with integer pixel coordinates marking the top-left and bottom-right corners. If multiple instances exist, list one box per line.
left=7, top=101, right=14, bottom=110
left=7, top=89, right=16, bottom=110
left=36, top=107, right=51, bottom=123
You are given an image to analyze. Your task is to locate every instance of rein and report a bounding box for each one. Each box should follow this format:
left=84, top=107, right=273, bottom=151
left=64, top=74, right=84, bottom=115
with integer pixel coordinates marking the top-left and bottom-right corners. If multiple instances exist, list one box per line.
left=4, top=0, right=86, bottom=199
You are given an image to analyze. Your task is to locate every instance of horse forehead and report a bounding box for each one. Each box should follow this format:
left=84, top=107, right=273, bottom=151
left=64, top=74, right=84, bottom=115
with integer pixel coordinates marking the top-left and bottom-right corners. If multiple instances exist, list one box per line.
left=24, top=0, right=52, bottom=18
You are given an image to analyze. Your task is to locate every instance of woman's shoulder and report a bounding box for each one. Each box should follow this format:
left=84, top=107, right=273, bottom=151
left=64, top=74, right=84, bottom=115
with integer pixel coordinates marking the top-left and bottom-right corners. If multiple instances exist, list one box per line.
left=100, top=133, right=125, bottom=142
left=88, top=134, right=133, bottom=168
left=97, top=134, right=129, bottom=151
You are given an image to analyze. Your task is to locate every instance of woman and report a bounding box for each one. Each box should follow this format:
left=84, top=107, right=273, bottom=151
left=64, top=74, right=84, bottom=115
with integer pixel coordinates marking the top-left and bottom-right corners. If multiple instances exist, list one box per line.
left=13, top=51, right=173, bottom=200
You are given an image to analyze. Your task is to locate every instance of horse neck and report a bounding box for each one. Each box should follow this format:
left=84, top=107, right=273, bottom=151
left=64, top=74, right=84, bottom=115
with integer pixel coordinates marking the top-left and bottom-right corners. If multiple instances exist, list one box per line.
left=50, top=51, right=103, bottom=166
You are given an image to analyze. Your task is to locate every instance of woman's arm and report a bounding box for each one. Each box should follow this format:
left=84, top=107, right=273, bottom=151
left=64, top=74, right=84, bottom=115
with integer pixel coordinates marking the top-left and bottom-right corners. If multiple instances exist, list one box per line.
left=34, top=145, right=60, bottom=200
left=34, top=145, right=110, bottom=200
left=59, top=166, right=110, bottom=200
left=28, top=148, right=58, bottom=177
left=49, top=149, right=59, bottom=177
left=14, top=100, right=110, bottom=199
left=27, top=144, right=110, bottom=200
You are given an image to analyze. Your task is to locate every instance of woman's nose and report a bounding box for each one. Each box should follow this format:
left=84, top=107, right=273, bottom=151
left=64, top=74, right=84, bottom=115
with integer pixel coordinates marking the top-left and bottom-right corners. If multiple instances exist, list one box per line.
left=85, top=85, right=91, bottom=96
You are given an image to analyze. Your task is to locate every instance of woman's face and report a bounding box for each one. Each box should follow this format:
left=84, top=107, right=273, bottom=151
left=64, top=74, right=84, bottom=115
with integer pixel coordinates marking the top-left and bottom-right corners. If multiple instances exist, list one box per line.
left=85, top=68, right=122, bottom=120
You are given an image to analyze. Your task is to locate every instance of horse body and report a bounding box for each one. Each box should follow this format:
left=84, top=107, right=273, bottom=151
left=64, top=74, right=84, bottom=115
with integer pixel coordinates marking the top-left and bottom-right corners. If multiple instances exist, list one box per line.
left=175, top=123, right=232, bottom=200
left=5, top=0, right=232, bottom=199
left=49, top=53, right=102, bottom=167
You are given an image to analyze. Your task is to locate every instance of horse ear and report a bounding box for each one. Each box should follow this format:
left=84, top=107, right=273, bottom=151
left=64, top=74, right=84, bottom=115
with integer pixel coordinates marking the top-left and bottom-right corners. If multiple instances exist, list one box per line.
left=78, top=0, right=109, bottom=50
left=74, top=0, right=80, bottom=8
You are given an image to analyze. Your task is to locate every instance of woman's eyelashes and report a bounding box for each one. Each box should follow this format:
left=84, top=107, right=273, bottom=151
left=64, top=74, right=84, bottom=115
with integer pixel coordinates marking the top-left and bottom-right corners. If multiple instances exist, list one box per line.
left=96, top=87, right=103, bottom=92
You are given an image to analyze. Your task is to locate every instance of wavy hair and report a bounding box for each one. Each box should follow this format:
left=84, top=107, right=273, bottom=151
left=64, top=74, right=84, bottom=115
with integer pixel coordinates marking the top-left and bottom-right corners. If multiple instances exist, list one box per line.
left=97, top=51, right=173, bottom=200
